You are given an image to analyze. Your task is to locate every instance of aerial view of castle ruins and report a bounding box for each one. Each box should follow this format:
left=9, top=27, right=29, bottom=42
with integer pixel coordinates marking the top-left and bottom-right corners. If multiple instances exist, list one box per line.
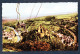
left=2, top=2, right=78, bottom=51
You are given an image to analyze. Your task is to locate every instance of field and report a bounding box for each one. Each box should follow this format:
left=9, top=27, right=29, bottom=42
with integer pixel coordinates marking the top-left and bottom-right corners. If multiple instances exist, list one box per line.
left=2, top=13, right=78, bottom=51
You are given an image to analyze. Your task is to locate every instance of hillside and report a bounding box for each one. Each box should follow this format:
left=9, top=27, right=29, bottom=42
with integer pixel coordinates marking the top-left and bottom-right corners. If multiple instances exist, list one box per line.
left=2, top=13, right=78, bottom=51
left=25, top=13, right=78, bottom=21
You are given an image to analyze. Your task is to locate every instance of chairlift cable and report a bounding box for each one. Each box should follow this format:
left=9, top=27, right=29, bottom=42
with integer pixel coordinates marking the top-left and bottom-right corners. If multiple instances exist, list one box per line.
left=35, top=3, right=42, bottom=18
left=30, top=4, right=36, bottom=19
left=27, top=3, right=42, bottom=30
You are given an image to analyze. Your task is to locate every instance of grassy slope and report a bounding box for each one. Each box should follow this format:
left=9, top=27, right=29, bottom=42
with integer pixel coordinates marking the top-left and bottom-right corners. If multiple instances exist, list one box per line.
left=2, top=13, right=78, bottom=51
left=30, top=13, right=78, bottom=20
left=26, top=13, right=78, bottom=32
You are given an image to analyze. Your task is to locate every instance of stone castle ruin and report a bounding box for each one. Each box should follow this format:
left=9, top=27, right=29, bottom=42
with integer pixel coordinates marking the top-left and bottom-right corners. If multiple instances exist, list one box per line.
left=17, top=21, right=26, bottom=29
left=37, top=24, right=50, bottom=39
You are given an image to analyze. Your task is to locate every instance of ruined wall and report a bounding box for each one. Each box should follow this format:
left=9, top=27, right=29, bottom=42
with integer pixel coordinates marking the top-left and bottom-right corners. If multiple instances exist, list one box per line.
left=37, top=24, right=50, bottom=38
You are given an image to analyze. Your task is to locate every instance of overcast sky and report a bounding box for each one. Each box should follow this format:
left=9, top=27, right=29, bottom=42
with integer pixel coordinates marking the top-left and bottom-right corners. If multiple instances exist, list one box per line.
left=2, top=2, right=78, bottom=19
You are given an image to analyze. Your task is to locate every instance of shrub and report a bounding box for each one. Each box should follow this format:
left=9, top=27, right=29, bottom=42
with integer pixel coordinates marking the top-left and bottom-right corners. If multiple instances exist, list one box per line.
left=17, top=41, right=50, bottom=51
left=45, top=16, right=55, bottom=21
left=21, top=29, right=38, bottom=41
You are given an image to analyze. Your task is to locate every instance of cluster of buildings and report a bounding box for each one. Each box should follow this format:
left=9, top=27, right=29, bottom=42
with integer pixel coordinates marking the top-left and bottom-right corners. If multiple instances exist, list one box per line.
left=57, top=33, right=74, bottom=46
left=2, top=30, right=15, bottom=40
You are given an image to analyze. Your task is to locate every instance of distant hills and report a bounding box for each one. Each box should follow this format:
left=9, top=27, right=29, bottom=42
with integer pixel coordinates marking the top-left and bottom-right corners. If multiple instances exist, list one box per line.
left=2, top=12, right=78, bottom=23
left=2, top=19, right=16, bottom=24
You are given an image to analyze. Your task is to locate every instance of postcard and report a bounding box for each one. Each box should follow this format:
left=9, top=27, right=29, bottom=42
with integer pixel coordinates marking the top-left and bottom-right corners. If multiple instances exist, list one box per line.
left=2, top=2, right=78, bottom=52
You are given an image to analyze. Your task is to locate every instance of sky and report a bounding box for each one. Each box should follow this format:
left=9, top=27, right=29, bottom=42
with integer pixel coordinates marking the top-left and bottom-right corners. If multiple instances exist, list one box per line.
left=2, top=2, right=78, bottom=19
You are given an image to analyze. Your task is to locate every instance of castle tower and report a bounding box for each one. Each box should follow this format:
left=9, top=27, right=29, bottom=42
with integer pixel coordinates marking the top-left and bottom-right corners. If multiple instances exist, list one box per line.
left=38, top=24, right=44, bottom=33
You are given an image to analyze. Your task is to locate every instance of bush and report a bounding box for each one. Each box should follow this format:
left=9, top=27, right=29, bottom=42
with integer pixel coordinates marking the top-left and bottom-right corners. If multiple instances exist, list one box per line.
left=3, top=22, right=10, bottom=26
left=45, top=16, right=55, bottom=21
left=3, top=22, right=16, bottom=29
left=27, top=19, right=34, bottom=22
left=17, top=41, right=50, bottom=51
left=21, top=29, right=38, bottom=41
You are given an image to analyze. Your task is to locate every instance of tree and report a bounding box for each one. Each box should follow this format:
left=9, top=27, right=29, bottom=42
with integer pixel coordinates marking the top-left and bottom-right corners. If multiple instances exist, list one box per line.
left=45, top=16, right=55, bottom=21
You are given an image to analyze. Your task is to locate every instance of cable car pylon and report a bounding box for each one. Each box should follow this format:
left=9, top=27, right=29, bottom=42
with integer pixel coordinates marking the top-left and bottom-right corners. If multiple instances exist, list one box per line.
left=16, top=3, right=20, bottom=23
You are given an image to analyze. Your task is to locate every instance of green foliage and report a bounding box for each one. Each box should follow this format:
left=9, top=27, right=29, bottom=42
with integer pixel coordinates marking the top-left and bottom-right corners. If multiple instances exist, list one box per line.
left=27, top=19, right=34, bottom=22
left=3, top=13, right=78, bottom=51
left=21, top=29, right=38, bottom=41
left=17, top=41, right=50, bottom=51
left=50, top=19, right=64, bottom=25
left=45, top=16, right=55, bottom=21
left=2, top=26, right=5, bottom=30
left=3, top=22, right=16, bottom=29
left=3, top=22, right=10, bottom=26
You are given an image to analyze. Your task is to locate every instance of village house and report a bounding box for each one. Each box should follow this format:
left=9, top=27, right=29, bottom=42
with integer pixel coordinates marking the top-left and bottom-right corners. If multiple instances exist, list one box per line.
left=57, top=33, right=74, bottom=46
left=2, top=30, right=15, bottom=41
